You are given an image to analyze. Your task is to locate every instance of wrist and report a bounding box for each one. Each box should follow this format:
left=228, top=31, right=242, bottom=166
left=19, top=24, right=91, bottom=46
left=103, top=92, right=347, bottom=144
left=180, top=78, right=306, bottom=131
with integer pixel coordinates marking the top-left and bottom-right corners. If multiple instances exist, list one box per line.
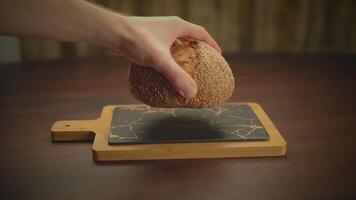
left=88, top=12, right=132, bottom=51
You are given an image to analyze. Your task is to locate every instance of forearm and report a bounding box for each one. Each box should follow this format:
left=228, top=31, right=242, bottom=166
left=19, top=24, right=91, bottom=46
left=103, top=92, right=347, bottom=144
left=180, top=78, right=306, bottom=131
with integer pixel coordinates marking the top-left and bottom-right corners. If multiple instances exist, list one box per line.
left=0, top=0, right=126, bottom=44
left=0, top=1, right=221, bottom=97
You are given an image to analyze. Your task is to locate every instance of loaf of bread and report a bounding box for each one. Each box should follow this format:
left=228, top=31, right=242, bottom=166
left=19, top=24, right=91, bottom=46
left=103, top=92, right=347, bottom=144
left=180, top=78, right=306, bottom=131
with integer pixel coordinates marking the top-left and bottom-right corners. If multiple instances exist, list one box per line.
left=128, top=39, right=235, bottom=108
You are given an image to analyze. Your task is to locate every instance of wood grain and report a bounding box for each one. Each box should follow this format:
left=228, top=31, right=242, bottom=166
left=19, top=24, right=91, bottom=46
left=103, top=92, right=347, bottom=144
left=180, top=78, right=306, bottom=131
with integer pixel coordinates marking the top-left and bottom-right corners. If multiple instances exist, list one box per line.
left=51, top=103, right=286, bottom=161
left=0, top=54, right=355, bottom=199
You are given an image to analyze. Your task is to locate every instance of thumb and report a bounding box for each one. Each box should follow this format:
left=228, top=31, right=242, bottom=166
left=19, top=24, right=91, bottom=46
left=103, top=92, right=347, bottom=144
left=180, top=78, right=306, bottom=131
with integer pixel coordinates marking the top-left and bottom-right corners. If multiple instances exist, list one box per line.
left=153, top=56, right=197, bottom=98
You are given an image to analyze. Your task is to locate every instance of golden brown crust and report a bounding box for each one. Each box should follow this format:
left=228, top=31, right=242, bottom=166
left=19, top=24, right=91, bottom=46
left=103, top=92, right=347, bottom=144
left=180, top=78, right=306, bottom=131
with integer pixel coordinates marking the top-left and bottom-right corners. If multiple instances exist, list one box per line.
left=128, top=40, right=235, bottom=108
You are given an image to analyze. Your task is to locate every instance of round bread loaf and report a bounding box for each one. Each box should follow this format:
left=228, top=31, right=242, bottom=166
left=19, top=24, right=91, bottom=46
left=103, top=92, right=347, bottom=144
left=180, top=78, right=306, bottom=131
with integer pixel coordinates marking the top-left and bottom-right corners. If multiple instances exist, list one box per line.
left=128, top=40, right=235, bottom=108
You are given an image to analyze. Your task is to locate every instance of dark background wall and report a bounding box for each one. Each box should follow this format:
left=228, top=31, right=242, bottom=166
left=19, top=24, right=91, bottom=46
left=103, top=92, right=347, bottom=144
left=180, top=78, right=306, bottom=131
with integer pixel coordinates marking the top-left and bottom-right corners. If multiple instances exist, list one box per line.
left=16, top=0, right=356, bottom=61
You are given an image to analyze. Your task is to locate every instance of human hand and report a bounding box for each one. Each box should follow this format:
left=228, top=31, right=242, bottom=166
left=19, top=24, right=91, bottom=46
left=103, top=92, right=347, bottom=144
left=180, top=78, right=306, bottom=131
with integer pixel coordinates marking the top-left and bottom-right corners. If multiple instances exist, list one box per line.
left=0, top=1, right=220, bottom=98
left=101, top=16, right=221, bottom=98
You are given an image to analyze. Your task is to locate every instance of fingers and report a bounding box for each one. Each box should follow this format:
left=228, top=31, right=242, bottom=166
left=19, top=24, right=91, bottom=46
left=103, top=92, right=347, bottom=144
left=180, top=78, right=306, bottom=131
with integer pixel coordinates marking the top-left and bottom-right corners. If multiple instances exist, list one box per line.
left=180, top=21, right=222, bottom=53
left=153, top=54, right=197, bottom=98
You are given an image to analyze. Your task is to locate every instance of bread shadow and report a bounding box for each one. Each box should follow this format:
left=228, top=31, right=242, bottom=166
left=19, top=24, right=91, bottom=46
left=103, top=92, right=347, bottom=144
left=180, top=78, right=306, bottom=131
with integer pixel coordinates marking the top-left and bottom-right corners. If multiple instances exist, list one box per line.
left=137, top=115, right=224, bottom=143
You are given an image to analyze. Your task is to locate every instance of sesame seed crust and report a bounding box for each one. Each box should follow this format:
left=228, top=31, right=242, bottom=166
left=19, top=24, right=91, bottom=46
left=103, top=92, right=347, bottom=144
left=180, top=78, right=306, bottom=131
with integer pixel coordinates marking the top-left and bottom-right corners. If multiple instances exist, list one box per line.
left=128, top=40, right=235, bottom=108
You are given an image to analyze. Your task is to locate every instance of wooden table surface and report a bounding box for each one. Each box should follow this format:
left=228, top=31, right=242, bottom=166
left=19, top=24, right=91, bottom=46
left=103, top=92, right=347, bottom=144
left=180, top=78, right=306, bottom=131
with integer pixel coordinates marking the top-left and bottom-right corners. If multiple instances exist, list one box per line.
left=0, top=54, right=355, bottom=200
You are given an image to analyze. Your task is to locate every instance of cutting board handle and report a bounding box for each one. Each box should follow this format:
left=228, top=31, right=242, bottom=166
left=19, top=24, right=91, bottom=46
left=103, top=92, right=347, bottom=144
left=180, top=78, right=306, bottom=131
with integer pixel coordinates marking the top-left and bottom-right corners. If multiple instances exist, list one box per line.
left=51, top=120, right=96, bottom=141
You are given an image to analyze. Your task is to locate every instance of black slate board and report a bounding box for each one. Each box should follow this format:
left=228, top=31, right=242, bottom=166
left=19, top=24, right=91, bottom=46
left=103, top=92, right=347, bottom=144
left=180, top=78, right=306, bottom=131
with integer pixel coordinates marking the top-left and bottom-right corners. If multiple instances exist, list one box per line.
left=109, top=104, right=269, bottom=144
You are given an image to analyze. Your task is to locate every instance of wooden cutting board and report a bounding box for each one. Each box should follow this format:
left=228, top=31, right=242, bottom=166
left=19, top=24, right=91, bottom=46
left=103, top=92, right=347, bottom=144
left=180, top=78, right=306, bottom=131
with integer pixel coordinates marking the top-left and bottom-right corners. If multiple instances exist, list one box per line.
left=51, top=103, right=286, bottom=161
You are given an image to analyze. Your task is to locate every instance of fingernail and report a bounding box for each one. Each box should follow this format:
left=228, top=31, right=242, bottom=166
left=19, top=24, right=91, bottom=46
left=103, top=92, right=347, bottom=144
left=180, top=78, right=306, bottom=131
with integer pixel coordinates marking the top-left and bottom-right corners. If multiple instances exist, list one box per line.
left=178, top=90, right=185, bottom=97
left=183, top=80, right=197, bottom=98
left=180, top=89, right=196, bottom=98
left=218, top=46, right=222, bottom=54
